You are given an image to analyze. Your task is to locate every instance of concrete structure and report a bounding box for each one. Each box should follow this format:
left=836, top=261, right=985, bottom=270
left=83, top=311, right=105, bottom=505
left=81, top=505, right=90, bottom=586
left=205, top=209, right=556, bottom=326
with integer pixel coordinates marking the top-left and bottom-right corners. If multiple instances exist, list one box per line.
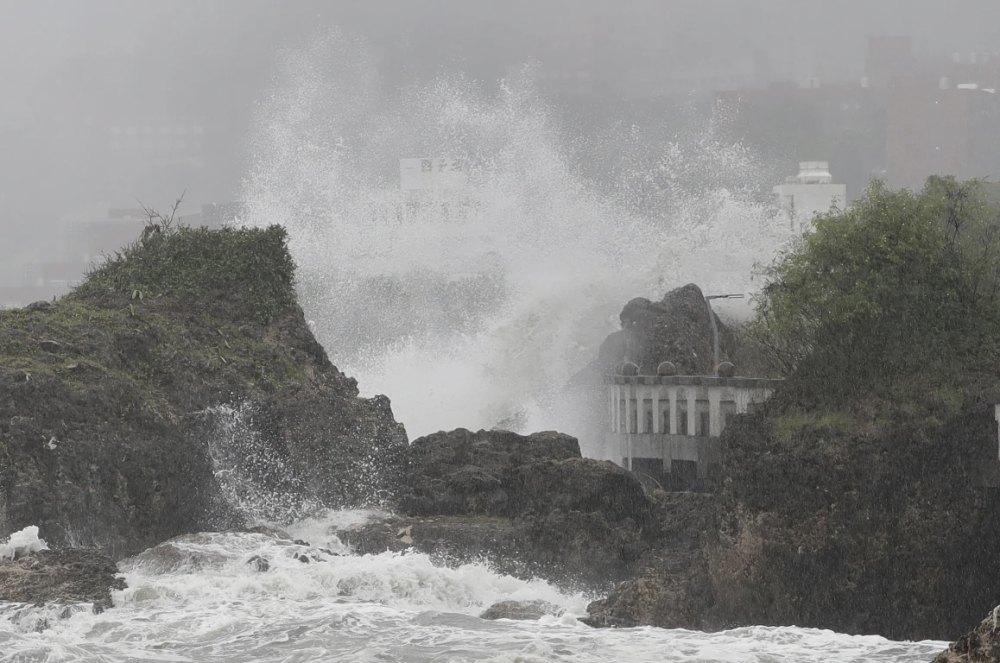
left=606, top=374, right=780, bottom=479
left=773, top=161, right=847, bottom=232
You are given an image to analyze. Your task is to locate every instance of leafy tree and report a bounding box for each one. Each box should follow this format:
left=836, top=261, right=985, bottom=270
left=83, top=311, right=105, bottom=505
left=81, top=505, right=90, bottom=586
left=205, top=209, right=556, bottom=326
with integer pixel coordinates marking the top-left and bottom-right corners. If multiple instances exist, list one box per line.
left=749, top=177, right=1000, bottom=405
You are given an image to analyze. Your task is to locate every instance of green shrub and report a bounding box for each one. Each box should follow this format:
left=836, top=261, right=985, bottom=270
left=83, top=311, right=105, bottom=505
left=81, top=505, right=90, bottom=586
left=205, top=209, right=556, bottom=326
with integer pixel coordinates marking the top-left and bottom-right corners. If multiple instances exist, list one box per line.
left=73, top=225, right=297, bottom=325
left=749, top=177, right=1000, bottom=407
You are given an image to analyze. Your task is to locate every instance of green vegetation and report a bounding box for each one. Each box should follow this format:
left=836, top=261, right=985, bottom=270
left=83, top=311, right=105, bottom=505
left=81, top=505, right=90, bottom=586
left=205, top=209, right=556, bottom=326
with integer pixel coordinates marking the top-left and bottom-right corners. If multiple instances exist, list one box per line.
left=749, top=177, right=1000, bottom=415
left=772, top=410, right=855, bottom=444
left=73, top=223, right=297, bottom=325
left=0, top=221, right=310, bottom=426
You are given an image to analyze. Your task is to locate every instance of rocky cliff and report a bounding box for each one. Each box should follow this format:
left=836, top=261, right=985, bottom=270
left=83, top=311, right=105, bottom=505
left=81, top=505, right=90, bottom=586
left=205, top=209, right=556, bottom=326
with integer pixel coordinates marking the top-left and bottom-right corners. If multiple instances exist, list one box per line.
left=0, top=225, right=406, bottom=558
left=342, top=427, right=657, bottom=589
left=586, top=392, right=1000, bottom=640
left=598, top=283, right=740, bottom=375
left=570, top=282, right=1000, bottom=641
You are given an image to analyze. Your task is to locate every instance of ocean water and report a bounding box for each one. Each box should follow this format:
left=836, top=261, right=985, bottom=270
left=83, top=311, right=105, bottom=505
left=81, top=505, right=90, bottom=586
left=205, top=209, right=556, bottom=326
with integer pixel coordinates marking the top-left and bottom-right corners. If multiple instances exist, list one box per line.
left=0, top=516, right=948, bottom=663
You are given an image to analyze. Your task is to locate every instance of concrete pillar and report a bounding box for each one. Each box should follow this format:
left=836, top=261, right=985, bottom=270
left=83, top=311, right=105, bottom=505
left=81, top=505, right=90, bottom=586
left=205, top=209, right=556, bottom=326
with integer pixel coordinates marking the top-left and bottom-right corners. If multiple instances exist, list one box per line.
left=638, top=386, right=647, bottom=434
left=608, top=384, right=615, bottom=433
left=652, top=386, right=661, bottom=434
left=626, top=384, right=632, bottom=433
left=669, top=387, right=678, bottom=435
left=995, top=404, right=1000, bottom=459
left=627, top=383, right=635, bottom=470
left=687, top=390, right=697, bottom=437
left=709, top=387, right=722, bottom=437
left=611, top=384, right=622, bottom=433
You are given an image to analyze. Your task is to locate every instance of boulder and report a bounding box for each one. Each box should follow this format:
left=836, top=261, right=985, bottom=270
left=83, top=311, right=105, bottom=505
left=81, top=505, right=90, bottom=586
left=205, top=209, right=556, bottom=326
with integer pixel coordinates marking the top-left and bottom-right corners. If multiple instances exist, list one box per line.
left=508, top=458, right=652, bottom=528
left=0, top=549, right=125, bottom=609
left=348, top=429, right=657, bottom=589
left=933, top=607, right=1000, bottom=662
left=584, top=492, right=718, bottom=630
left=399, top=428, right=580, bottom=517
left=480, top=600, right=564, bottom=620
left=611, top=283, right=736, bottom=376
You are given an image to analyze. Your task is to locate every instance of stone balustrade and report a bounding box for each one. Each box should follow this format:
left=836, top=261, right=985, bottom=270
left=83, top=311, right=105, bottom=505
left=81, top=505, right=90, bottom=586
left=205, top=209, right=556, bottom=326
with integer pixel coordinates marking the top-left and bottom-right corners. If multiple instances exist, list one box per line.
left=605, top=374, right=781, bottom=478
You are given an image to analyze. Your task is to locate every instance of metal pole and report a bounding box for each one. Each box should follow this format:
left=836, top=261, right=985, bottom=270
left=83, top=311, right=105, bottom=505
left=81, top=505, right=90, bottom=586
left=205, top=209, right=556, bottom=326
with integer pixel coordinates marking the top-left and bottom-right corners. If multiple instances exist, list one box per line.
left=705, top=298, right=721, bottom=375
left=705, top=294, right=745, bottom=376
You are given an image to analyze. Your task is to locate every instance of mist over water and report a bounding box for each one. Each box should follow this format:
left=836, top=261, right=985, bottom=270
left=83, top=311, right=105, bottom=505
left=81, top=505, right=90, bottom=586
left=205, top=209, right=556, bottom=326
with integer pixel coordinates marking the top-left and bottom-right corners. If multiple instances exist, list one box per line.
left=243, top=31, right=792, bottom=445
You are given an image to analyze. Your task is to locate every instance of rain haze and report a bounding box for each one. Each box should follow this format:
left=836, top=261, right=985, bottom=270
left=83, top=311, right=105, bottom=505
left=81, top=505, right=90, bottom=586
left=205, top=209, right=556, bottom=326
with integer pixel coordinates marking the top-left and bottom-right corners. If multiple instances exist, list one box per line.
left=6, top=0, right=1000, bottom=433
left=7, top=2, right=1000, bottom=662
left=3, top=0, right=1000, bottom=224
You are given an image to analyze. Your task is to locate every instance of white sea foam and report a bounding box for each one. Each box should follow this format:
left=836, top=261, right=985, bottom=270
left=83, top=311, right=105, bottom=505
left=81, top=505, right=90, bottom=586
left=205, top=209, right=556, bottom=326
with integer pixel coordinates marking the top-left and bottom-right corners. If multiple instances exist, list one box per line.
left=0, top=513, right=949, bottom=662
left=0, top=526, right=49, bottom=560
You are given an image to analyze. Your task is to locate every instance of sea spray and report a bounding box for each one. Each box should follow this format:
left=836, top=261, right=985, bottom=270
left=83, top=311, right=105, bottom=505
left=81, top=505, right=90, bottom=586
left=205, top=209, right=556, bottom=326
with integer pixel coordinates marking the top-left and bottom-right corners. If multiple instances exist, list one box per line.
left=0, top=526, right=48, bottom=560
left=242, top=30, right=794, bottom=450
left=202, top=403, right=310, bottom=525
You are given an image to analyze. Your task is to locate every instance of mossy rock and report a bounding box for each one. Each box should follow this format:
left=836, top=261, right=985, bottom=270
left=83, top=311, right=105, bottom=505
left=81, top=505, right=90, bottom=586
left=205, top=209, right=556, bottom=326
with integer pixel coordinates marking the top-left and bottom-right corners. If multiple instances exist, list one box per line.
left=0, top=224, right=407, bottom=556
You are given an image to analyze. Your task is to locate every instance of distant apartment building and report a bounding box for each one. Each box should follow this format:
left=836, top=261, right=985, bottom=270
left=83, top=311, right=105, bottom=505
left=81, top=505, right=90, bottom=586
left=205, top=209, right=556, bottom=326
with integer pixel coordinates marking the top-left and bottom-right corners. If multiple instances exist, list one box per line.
left=773, top=161, right=848, bottom=232
left=526, top=5, right=769, bottom=101
left=718, top=37, right=1000, bottom=197
left=717, top=81, right=885, bottom=202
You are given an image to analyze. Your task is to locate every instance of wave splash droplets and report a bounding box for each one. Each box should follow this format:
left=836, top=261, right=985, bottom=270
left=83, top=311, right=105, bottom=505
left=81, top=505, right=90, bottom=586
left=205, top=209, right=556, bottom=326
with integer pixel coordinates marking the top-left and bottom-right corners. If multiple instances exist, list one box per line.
left=243, top=31, right=790, bottom=444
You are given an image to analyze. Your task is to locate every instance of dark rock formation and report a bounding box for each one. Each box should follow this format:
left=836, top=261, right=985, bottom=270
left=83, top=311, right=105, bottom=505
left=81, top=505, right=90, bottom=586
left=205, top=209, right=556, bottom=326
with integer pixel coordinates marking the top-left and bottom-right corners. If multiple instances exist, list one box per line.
left=607, top=283, right=738, bottom=376
left=584, top=492, right=717, bottom=630
left=934, top=606, right=1000, bottom=662
left=480, top=600, right=564, bottom=620
left=0, top=226, right=406, bottom=558
left=344, top=428, right=655, bottom=589
left=701, top=404, right=1000, bottom=641
left=580, top=402, right=1000, bottom=641
left=0, top=549, right=125, bottom=608
left=400, top=429, right=580, bottom=516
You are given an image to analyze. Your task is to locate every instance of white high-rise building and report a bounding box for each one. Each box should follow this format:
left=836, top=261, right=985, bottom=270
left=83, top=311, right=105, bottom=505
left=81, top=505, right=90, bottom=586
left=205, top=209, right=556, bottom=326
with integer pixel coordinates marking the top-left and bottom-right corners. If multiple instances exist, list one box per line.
left=773, top=161, right=847, bottom=232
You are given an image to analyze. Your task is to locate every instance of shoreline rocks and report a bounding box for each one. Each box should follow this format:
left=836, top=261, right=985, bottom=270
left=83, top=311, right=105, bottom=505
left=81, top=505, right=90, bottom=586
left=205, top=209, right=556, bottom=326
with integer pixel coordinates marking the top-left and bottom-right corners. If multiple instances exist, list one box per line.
left=933, top=606, right=1000, bottom=662
left=343, top=428, right=656, bottom=589
left=0, top=226, right=406, bottom=559
left=0, top=549, right=125, bottom=610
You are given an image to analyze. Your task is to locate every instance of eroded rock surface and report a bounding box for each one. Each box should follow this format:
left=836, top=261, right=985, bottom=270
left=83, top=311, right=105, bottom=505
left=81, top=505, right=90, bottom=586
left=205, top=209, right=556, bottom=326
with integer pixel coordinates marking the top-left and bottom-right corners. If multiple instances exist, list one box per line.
left=345, top=428, right=655, bottom=589
left=933, top=607, right=1000, bottom=662
left=0, top=226, right=406, bottom=558
left=0, top=549, right=125, bottom=608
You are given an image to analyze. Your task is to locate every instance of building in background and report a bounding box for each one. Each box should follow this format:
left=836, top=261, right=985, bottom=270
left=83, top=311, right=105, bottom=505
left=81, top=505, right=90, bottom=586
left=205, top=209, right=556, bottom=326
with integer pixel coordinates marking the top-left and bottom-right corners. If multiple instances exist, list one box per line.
left=773, top=161, right=847, bottom=232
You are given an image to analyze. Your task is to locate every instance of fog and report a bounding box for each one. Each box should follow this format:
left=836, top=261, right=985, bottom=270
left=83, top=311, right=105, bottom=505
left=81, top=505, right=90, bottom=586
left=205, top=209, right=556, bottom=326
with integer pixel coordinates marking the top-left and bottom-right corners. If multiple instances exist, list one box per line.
left=3, top=0, right=1000, bottom=297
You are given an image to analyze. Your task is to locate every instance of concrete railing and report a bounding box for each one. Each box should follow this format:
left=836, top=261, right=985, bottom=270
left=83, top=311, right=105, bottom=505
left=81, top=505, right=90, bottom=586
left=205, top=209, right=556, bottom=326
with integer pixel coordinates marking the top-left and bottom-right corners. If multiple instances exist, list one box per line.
left=605, top=374, right=781, bottom=478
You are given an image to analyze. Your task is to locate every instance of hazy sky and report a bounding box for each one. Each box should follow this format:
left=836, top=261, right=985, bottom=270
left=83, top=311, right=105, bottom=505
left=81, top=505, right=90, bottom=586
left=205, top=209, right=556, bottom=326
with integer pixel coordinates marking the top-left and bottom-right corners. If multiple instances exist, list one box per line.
left=3, top=0, right=1000, bottom=225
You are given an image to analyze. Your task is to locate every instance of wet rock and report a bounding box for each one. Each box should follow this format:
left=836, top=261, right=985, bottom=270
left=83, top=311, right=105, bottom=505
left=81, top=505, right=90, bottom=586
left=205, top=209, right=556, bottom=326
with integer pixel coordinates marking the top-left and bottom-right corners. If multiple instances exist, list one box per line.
left=246, top=555, right=269, bottom=572
left=480, top=600, right=564, bottom=620
left=0, top=549, right=125, bottom=604
left=603, top=283, right=739, bottom=376
left=382, top=427, right=657, bottom=588
left=583, top=491, right=718, bottom=630
left=0, top=227, right=408, bottom=558
left=399, top=428, right=581, bottom=517
left=933, top=606, right=1000, bottom=662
